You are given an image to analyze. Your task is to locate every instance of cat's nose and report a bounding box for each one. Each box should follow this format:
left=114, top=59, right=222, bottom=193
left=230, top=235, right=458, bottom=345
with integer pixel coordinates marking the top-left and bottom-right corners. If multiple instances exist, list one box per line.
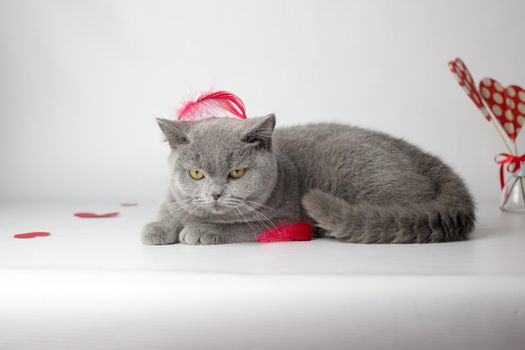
left=211, top=193, right=221, bottom=201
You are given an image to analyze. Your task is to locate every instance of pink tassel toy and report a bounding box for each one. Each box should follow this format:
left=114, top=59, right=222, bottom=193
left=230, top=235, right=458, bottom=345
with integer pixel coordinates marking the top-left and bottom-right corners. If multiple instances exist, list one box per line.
left=257, top=222, right=313, bottom=243
left=177, top=90, right=247, bottom=121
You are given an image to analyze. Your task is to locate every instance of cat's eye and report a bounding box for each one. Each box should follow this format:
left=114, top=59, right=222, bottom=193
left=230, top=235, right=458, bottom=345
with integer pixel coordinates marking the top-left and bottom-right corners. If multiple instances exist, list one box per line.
left=189, top=169, right=205, bottom=180
left=228, top=167, right=246, bottom=179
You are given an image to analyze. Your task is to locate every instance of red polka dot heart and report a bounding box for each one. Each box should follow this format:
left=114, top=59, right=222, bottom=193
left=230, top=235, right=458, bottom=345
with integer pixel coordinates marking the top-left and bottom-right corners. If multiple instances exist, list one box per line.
left=449, top=58, right=491, bottom=121
left=448, top=57, right=525, bottom=196
left=479, top=79, right=525, bottom=141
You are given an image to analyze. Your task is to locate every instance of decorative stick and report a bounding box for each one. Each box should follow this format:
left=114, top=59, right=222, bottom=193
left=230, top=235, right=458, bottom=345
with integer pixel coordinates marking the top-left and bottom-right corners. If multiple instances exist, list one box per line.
left=501, top=176, right=518, bottom=207
left=519, top=178, right=525, bottom=203
left=514, top=142, right=525, bottom=201
left=488, top=112, right=514, bottom=155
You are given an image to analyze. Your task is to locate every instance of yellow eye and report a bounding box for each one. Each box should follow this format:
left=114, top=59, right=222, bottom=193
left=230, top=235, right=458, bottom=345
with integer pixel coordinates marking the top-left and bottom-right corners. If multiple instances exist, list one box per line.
left=189, top=169, right=204, bottom=180
left=228, top=167, right=246, bottom=179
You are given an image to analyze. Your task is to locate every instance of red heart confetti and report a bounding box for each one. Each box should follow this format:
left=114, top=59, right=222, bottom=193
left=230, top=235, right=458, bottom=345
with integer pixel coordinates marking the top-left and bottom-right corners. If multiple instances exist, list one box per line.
left=14, top=231, right=50, bottom=239
left=121, top=203, right=138, bottom=207
left=74, top=212, right=119, bottom=218
left=448, top=58, right=491, bottom=121
left=479, top=78, right=525, bottom=141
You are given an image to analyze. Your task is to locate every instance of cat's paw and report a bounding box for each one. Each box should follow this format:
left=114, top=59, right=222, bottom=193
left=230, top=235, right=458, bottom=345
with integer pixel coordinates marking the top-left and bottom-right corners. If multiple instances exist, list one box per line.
left=142, top=222, right=178, bottom=245
left=179, top=226, right=223, bottom=245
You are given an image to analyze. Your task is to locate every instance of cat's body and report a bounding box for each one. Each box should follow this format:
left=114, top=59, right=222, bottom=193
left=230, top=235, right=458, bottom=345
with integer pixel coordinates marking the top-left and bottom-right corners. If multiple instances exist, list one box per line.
left=143, top=115, right=475, bottom=245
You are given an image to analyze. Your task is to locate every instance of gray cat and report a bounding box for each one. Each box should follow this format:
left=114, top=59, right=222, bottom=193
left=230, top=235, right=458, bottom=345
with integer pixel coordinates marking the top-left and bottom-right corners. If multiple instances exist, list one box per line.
left=142, top=115, right=475, bottom=245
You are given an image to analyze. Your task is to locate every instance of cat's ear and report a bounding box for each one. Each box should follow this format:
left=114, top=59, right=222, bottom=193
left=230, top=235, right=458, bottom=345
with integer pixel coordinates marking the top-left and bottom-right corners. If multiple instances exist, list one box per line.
left=241, top=114, right=276, bottom=151
left=157, top=118, right=190, bottom=149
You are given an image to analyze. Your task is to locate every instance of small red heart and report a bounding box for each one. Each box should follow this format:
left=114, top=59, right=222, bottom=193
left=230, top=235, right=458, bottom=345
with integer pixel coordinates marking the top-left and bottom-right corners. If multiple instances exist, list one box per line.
left=74, top=212, right=119, bottom=218
left=14, top=231, right=50, bottom=239
left=449, top=58, right=491, bottom=121
left=479, top=78, right=525, bottom=141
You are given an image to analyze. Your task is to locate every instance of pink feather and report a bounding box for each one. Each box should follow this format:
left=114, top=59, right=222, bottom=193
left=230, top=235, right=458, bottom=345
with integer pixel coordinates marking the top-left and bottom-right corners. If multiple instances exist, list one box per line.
left=177, top=91, right=247, bottom=121
left=257, top=221, right=313, bottom=243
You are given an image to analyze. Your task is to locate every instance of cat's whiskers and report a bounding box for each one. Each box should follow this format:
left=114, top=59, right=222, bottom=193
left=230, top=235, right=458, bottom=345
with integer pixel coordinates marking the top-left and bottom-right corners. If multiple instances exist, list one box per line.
left=233, top=207, right=256, bottom=234
left=167, top=198, right=194, bottom=210
left=230, top=196, right=276, bottom=212
left=168, top=197, right=194, bottom=205
left=167, top=204, right=193, bottom=217
left=193, top=198, right=213, bottom=208
left=166, top=197, right=200, bottom=216
left=227, top=198, right=278, bottom=231
left=223, top=199, right=268, bottom=230
left=238, top=203, right=277, bottom=231
left=244, top=200, right=277, bottom=212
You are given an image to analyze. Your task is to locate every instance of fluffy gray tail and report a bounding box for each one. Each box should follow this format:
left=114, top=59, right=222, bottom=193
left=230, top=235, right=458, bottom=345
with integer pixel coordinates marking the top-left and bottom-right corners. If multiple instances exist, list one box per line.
left=301, top=184, right=476, bottom=243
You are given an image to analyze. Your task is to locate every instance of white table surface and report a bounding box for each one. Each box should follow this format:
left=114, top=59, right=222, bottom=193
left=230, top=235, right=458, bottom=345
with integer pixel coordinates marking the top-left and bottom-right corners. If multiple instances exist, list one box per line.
left=1, top=201, right=524, bottom=350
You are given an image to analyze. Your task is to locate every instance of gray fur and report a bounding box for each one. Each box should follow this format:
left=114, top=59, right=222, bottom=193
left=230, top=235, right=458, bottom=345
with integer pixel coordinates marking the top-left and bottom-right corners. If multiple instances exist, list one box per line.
left=143, top=115, right=475, bottom=245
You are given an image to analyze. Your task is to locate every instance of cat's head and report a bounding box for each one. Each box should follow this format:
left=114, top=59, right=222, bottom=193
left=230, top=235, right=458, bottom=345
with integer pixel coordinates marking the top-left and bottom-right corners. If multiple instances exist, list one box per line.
left=157, top=114, right=278, bottom=219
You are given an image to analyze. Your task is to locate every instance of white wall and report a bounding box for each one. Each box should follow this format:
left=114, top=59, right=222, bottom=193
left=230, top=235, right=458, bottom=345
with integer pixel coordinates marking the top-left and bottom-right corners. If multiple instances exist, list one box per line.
left=1, top=0, right=524, bottom=203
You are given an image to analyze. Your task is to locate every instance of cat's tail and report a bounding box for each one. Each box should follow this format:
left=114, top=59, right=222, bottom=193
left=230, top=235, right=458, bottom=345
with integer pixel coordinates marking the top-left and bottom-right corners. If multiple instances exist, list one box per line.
left=301, top=182, right=475, bottom=244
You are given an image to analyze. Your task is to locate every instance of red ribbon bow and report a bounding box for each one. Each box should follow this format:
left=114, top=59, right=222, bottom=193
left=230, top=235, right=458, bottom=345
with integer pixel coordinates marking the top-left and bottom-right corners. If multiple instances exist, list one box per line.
left=495, top=153, right=525, bottom=189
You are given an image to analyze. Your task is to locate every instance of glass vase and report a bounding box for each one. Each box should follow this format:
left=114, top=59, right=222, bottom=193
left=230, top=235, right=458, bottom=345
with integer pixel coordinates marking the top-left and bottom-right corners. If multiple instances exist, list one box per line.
left=500, top=161, right=525, bottom=213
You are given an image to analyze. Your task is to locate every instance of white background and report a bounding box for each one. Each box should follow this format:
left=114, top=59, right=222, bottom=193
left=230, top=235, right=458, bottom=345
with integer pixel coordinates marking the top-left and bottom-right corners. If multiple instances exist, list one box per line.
left=1, top=0, right=524, bottom=204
